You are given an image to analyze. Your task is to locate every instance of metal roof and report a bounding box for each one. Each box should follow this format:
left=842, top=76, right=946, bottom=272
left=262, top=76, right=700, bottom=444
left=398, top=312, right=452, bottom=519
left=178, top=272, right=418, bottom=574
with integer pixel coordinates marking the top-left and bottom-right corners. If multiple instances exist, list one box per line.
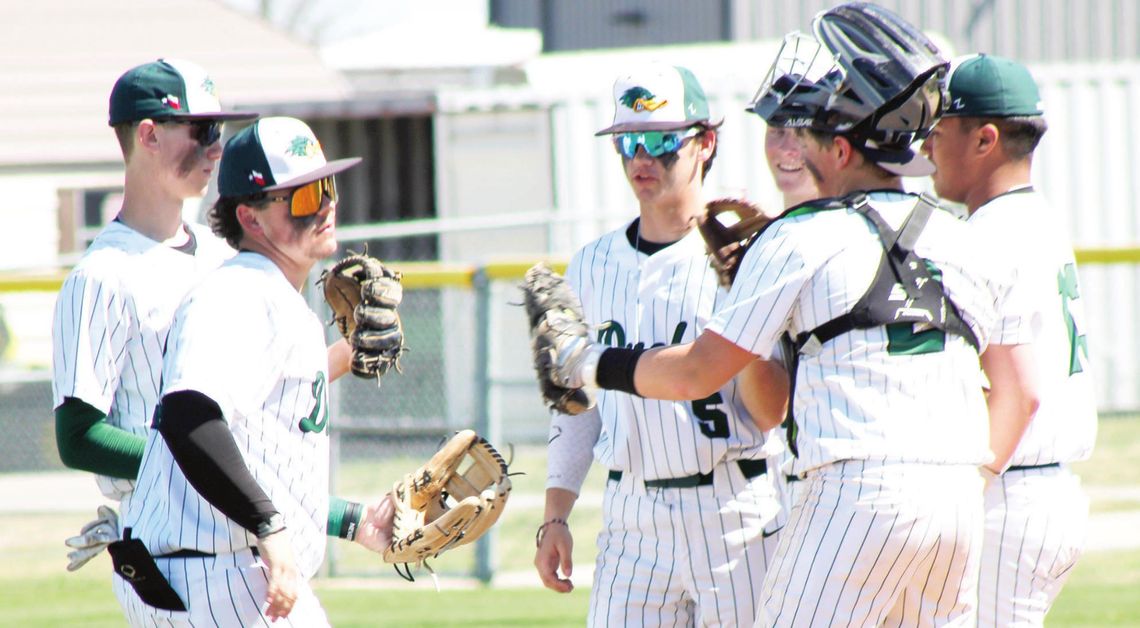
left=0, top=0, right=353, bottom=167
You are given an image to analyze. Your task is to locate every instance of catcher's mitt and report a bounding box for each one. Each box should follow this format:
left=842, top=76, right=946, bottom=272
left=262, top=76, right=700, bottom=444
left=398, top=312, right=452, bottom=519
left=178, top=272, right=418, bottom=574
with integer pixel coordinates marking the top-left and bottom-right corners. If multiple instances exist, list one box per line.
left=320, top=253, right=405, bottom=380
left=697, top=198, right=771, bottom=289
left=384, top=430, right=511, bottom=576
left=521, top=263, right=595, bottom=415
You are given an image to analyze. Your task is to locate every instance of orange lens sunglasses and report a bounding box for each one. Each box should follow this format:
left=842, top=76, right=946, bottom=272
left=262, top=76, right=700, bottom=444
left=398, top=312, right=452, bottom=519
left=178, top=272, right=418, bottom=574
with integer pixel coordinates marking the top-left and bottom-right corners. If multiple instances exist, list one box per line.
left=267, top=176, right=337, bottom=218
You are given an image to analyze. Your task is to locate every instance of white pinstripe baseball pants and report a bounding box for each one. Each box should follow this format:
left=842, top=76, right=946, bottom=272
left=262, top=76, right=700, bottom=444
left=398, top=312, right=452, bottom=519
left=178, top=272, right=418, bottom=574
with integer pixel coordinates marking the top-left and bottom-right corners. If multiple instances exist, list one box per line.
left=760, top=461, right=984, bottom=627
left=589, top=462, right=782, bottom=627
left=978, top=465, right=1088, bottom=626
left=114, top=547, right=329, bottom=627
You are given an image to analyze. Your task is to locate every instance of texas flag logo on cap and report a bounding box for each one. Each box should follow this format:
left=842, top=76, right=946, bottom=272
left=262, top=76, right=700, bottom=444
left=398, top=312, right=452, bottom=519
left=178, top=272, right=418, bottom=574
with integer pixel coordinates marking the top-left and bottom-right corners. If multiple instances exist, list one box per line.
left=248, top=170, right=265, bottom=186
left=161, top=94, right=181, bottom=110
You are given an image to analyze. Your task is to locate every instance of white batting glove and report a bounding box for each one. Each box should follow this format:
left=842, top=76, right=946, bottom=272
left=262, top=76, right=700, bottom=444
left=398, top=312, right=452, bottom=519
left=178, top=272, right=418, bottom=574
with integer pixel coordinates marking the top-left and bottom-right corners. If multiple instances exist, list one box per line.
left=64, top=505, right=120, bottom=571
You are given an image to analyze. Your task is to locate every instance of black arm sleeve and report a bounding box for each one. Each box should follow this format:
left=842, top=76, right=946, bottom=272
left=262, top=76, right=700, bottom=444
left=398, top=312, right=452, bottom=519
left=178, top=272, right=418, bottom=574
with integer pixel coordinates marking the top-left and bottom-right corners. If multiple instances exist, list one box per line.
left=157, top=390, right=278, bottom=535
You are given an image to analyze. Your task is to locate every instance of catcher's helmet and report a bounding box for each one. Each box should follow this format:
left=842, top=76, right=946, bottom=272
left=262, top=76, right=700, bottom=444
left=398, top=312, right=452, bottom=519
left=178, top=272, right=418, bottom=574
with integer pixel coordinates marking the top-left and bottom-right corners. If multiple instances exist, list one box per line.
left=750, top=3, right=947, bottom=151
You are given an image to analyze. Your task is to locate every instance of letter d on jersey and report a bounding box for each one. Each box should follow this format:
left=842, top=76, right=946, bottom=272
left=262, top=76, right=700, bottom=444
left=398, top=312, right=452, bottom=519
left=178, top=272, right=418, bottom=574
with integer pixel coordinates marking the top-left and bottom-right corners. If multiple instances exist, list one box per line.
left=298, top=372, right=329, bottom=433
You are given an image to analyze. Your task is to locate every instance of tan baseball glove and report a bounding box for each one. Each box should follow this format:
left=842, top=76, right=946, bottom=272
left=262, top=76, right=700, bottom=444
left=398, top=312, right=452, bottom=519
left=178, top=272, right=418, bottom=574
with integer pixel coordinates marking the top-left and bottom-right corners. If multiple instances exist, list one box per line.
left=384, top=430, right=512, bottom=579
left=520, top=263, right=595, bottom=415
left=320, top=253, right=405, bottom=381
left=696, top=198, right=771, bottom=289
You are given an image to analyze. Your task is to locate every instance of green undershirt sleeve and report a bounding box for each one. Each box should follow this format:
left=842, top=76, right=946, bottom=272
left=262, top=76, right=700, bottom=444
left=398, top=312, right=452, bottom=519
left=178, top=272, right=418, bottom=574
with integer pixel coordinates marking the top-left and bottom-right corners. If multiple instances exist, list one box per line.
left=54, top=397, right=145, bottom=479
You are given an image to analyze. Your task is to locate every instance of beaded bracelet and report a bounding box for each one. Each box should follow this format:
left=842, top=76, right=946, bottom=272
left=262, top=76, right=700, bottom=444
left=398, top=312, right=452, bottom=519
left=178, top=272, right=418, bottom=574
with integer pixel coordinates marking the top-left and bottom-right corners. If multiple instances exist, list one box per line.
left=535, top=517, right=568, bottom=548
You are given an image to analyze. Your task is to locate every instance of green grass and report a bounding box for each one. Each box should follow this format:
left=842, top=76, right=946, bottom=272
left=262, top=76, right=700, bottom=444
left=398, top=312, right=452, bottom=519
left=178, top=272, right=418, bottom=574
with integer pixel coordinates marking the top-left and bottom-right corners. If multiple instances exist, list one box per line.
left=1071, top=414, right=1140, bottom=486
left=1047, top=549, right=1140, bottom=626
left=4, top=414, right=1140, bottom=625
left=319, top=586, right=591, bottom=627
left=7, top=548, right=1138, bottom=627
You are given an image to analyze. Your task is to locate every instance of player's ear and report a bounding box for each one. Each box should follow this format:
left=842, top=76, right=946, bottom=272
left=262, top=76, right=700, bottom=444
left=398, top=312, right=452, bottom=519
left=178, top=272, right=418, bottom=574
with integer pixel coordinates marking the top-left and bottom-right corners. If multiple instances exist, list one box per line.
left=698, top=128, right=717, bottom=158
left=236, top=203, right=264, bottom=236
left=977, top=123, right=1000, bottom=156
left=136, top=120, right=160, bottom=153
left=833, top=134, right=856, bottom=168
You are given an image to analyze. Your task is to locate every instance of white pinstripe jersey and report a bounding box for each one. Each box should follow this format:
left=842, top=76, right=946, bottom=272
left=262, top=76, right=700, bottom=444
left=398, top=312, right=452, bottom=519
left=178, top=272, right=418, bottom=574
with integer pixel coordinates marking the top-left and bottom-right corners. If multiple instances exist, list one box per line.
left=707, top=191, right=1006, bottom=475
left=969, top=188, right=1097, bottom=464
left=125, top=253, right=331, bottom=579
left=51, top=220, right=234, bottom=500
left=564, top=222, right=778, bottom=481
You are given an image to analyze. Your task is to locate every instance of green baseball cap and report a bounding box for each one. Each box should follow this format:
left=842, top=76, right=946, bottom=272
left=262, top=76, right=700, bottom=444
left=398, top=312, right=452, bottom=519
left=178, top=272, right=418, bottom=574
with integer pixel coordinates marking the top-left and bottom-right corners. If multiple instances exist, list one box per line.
left=944, top=54, right=1044, bottom=117
left=218, top=117, right=361, bottom=198
left=595, top=63, right=723, bottom=135
left=109, top=58, right=258, bottom=126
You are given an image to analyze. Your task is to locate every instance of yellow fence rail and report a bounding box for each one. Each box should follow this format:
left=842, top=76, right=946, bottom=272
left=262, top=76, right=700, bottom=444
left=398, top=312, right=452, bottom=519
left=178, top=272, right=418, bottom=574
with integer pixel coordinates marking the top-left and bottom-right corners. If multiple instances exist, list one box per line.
left=1, top=247, right=1136, bottom=294
left=0, top=259, right=576, bottom=293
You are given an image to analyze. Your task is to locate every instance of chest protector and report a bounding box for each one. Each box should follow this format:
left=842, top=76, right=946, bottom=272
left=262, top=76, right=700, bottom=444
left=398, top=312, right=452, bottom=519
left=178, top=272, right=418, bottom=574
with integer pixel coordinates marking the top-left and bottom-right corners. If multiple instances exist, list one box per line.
left=780, top=193, right=979, bottom=458
left=794, top=192, right=979, bottom=356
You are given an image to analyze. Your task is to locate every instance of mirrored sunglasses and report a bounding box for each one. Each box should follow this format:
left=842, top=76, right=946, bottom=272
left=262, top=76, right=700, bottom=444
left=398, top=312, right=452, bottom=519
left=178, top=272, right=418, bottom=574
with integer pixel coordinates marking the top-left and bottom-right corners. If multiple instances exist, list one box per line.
left=160, top=119, right=223, bottom=147
left=613, top=127, right=702, bottom=159
left=267, top=176, right=338, bottom=218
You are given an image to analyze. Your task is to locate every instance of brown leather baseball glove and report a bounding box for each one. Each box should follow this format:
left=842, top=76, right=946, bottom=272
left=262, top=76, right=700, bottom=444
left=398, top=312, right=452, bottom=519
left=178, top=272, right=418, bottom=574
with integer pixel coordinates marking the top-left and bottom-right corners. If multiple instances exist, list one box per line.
left=384, top=430, right=512, bottom=580
left=697, top=198, right=771, bottom=289
left=320, top=253, right=405, bottom=381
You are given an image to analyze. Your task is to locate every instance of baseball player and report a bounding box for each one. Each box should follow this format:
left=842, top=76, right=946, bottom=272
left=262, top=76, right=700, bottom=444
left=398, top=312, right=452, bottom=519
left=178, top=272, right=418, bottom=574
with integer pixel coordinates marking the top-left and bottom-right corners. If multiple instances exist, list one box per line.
left=116, top=117, right=394, bottom=626
left=761, top=117, right=821, bottom=532
left=922, top=54, right=1097, bottom=625
left=534, top=5, right=1036, bottom=625
left=51, top=58, right=256, bottom=570
left=52, top=59, right=358, bottom=576
left=533, top=62, right=786, bottom=627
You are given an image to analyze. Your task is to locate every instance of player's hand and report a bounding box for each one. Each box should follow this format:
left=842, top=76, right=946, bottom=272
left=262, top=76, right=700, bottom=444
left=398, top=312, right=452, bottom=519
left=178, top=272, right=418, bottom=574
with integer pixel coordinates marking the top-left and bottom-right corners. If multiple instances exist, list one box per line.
left=257, top=530, right=299, bottom=621
left=534, top=520, right=574, bottom=593
left=353, top=493, right=396, bottom=553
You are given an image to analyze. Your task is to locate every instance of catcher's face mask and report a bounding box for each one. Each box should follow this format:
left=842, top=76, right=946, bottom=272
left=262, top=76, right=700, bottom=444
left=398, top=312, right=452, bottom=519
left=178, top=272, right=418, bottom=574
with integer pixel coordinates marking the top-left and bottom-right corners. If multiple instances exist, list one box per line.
left=267, top=175, right=338, bottom=218
left=613, top=127, right=701, bottom=159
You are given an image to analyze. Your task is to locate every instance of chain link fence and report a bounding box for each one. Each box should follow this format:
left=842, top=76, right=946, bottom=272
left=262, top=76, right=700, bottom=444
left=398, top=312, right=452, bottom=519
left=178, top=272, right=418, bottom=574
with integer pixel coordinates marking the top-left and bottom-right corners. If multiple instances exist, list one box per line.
left=0, top=262, right=558, bottom=581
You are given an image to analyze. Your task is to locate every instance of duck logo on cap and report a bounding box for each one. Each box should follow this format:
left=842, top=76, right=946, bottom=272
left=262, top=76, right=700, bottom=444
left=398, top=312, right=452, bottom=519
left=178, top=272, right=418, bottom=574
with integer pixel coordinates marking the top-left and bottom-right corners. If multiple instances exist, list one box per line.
left=201, top=77, right=217, bottom=97
left=287, top=136, right=319, bottom=158
left=162, top=94, right=181, bottom=110
left=620, top=87, right=668, bottom=113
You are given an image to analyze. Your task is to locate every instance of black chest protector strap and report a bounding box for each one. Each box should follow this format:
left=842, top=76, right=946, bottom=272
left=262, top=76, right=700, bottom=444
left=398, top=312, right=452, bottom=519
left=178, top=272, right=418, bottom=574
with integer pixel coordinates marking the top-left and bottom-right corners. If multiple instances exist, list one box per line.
left=793, top=193, right=979, bottom=357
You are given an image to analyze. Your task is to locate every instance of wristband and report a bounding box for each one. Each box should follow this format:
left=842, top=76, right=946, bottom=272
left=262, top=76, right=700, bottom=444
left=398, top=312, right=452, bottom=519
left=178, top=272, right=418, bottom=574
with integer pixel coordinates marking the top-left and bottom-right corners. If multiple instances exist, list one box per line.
left=339, top=502, right=363, bottom=541
left=595, top=347, right=644, bottom=395
left=255, top=513, right=286, bottom=539
left=535, top=517, right=568, bottom=548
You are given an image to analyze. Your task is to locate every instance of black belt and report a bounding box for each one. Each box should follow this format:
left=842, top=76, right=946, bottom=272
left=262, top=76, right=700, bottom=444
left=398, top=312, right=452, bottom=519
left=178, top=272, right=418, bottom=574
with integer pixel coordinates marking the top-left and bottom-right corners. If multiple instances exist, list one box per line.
left=1005, top=462, right=1061, bottom=473
left=156, top=547, right=259, bottom=559
left=785, top=474, right=801, bottom=484
left=607, top=459, right=768, bottom=489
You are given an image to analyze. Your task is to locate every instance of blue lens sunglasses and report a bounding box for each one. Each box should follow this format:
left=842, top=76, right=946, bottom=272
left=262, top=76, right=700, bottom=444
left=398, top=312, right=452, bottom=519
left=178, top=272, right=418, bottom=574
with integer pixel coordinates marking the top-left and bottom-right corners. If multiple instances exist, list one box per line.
left=613, top=127, right=703, bottom=159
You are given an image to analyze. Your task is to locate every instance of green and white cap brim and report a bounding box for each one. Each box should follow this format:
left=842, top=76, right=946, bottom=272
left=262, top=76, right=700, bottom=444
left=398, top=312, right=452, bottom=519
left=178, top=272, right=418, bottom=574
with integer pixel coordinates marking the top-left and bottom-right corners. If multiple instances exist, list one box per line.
left=218, top=116, right=361, bottom=198
left=595, top=63, right=722, bottom=135
left=109, top=58, right=257, bottom=125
